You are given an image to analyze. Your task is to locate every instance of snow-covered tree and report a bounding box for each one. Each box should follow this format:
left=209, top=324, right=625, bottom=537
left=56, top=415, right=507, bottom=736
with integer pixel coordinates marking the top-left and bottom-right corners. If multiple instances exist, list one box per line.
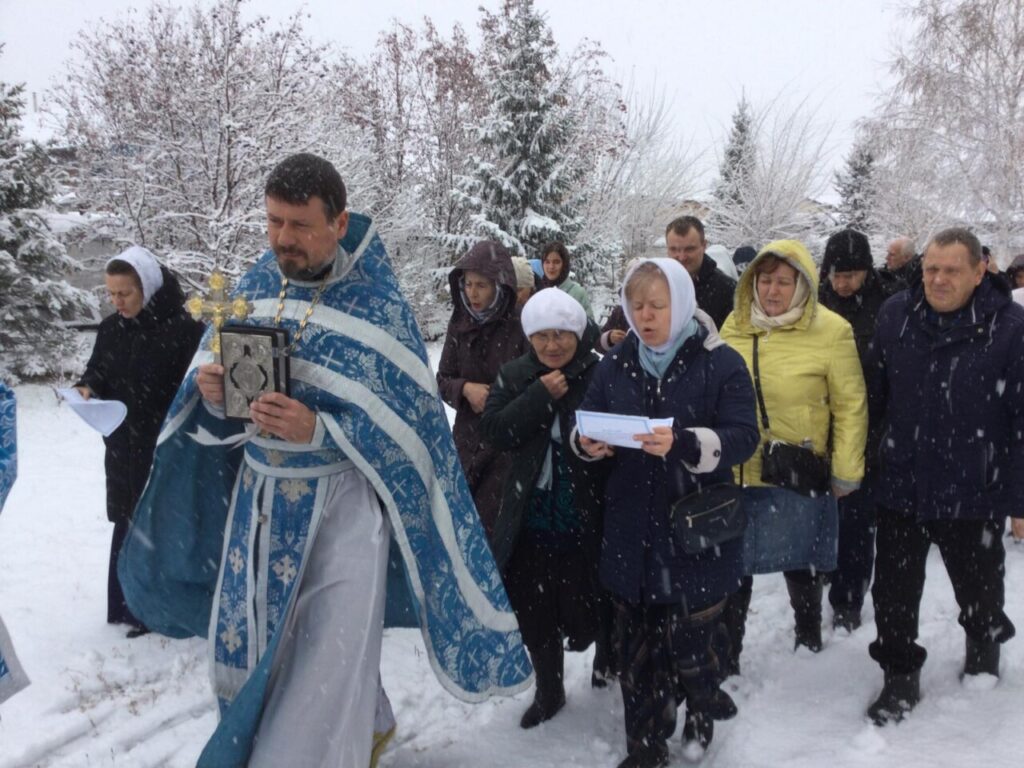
left=0, top=70, right=96, bottom=382
left=834, top=136, right=876, bottom=231
left=866, top=0, right=1024, bottom=262
left=707, top=95, right=832, bottom=248
left=580, top=82, right=700, bottom=281
left=451, top=0, right=590, bottom=259
left=714, top=95, right=757, bottom=208
left=52, top=0, right=381, bottom=281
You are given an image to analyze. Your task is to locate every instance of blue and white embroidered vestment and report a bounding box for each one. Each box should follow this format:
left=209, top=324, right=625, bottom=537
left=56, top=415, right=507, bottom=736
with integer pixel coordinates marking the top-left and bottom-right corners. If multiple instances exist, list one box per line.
left=0, top=381, right=29, bottom=706
left=119, top=214, right=531, bottom=766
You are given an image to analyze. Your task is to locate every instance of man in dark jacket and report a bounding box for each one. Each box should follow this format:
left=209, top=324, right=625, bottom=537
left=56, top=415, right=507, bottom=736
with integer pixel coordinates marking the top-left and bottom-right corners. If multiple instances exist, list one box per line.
left=665, top=216, right=736, bottom=329
left=864, top=227, right=1024, bottom=726
left=818, top=229, right=897, bottom=631
left=878, top=235, right=918, bottom=289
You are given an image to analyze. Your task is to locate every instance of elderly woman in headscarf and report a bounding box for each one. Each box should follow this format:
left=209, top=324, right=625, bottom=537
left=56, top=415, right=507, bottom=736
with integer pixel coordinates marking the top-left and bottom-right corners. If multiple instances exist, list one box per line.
left=75, top=246, right=205, bottom=637
left=576, top=259, right=759, bottom=767
left=436, top=241, right=526, bottom=538
left=480, top=288, right=608, bottom=730
left=718, top=240, right=866, bottom=667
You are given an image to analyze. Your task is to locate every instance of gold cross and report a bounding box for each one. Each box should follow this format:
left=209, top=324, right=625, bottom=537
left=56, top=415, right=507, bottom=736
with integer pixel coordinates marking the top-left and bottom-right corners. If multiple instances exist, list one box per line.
left=185, top=270, right=253, bottom=355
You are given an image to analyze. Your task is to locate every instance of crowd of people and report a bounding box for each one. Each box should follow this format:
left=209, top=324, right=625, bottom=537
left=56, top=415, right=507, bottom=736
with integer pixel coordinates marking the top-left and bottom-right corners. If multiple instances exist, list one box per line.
left=2, top=152, right=1022, bottom=768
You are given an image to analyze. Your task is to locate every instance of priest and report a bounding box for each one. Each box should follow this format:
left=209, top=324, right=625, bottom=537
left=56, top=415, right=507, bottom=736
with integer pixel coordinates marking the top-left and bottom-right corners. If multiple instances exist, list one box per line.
left=119, top=153, right=530, bottom=767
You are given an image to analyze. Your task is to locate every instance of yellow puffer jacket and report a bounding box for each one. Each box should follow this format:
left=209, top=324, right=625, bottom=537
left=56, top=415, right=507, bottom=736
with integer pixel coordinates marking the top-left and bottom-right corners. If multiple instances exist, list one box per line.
left=719, top=239, right=867, bottom=489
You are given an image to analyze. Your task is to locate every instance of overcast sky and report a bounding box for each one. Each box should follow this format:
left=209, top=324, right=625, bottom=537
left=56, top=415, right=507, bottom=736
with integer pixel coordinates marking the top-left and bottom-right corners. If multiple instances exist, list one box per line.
left=0, top=0, right=908, bottom=195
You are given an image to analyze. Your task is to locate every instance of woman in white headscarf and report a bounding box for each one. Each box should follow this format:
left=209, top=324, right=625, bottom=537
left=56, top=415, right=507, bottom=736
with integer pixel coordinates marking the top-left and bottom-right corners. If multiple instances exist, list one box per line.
left=575, top=259, right=759, bottom=767
left=75, top=246, right=204, bottom=637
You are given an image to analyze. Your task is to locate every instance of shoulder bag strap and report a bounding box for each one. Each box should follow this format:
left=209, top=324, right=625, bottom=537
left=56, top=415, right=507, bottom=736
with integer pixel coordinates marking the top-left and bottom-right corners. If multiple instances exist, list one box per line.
left=751, top=335, right=771, bottom=433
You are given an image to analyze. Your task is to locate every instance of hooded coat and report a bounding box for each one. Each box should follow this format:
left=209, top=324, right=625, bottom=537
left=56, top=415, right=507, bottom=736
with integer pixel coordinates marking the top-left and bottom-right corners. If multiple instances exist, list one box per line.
left=577, top=312, right=760, bottom=607
left=437, top=241, right=527, bottom=537
left=866, top=273, right=1024, bottom=521
left=719, top=240, right=867, bottom=490
left=1006, top=253, right=1024, bottom=289
left=76, top=267, right=204, bottom=523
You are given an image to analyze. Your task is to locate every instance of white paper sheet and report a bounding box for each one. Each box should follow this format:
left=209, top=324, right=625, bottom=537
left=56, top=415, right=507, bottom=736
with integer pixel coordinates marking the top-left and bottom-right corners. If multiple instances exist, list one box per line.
left=575, top=410, right=674, bottom=449
left=57, top=388, right=128, bottom=437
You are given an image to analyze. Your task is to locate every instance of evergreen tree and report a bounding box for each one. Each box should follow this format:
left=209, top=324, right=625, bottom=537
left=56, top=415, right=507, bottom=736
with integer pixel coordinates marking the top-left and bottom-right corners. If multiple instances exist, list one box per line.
left=0, top=71, right=95, bottom=382
left=451, top=0, right=584, bottom=258
left=834, top=138, right=876, bottom=231
left=714, top=95, right=756, bottom=207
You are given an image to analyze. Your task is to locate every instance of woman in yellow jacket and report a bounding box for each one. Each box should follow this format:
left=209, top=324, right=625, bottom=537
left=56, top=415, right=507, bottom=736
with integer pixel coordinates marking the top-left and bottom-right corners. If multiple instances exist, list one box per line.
left=719, top=240, right=866, bottom=666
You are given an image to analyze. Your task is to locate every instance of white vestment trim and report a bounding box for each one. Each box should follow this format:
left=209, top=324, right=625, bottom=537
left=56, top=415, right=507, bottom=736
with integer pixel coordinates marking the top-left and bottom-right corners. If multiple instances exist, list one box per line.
left=291, top=359, right=516, bottom=635
left=248, top=299, right=438, bottom=396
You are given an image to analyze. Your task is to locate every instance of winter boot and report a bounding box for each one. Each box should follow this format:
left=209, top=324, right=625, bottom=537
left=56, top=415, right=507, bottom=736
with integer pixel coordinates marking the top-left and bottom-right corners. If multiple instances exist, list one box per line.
left=520, top=643, right=566, bottom=729
left=785, top=575, right=823, bottom=652
left=615, top=741, right=669, bottom=768
left=962, top=635, right=1000, bottom=678
left=706, top=687, right=738, bottom=721
left=718, top=581, right=752, bottom=678
left=592, top=630, right=617, bottom=689
left=832, top=605, right=862, bottom=633
left=866, top=670, right=921, bottom=726
left=681, top=707, right=714, bottom=760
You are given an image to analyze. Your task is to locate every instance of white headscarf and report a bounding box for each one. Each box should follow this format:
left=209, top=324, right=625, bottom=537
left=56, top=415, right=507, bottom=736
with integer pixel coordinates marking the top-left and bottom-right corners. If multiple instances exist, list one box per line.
left=108, top=246, right=164, bottom=305
left=620, top=257, right=696, bottom=353
left=521, top=287, right=587, bottom=339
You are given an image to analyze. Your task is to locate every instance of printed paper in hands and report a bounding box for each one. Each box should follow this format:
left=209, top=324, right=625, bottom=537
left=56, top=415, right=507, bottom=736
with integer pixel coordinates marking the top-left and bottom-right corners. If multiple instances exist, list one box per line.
left=57, top=388, right=128, bottom=437
left=576, top=410, right=674, bottom=449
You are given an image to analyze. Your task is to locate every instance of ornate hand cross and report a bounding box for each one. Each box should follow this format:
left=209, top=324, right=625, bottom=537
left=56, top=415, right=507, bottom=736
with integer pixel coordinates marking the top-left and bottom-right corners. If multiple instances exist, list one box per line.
left=186, top=269, right=254, bottom=356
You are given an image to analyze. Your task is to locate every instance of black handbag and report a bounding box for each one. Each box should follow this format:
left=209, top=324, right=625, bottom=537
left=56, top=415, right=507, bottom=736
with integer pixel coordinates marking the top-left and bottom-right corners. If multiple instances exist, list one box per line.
left=671, top=483, right=746, bottom=555
left=751, top=336, right=831, bottom=497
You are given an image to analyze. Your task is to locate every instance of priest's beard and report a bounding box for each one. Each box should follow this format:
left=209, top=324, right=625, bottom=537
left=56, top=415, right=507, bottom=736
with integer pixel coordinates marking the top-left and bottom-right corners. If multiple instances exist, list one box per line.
left=276, top=247, right=329, bottom=281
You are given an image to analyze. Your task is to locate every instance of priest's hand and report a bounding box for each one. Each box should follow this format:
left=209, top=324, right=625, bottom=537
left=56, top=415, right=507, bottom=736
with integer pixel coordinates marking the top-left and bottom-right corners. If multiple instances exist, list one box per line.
left=197, top=363, right=225, bottom=406
left=250, top=392, right=317, bottom=443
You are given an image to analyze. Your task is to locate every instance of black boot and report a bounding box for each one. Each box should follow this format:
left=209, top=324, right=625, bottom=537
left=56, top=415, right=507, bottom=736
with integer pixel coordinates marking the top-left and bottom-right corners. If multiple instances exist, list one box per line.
left=592, top=631, right=616, bottom=688
left=615, top=741, right=669, bottom=768
left=706, top=687, right=738, bottom=721
left=867, top=670, right=921, bottom=726
left=520, top=643, right=566, bottom=729
left=718, top=580, right=752, bottom=678
left=832, top=605, right=862, bottom=633
left=963, top=635, right=1000, bottom=678
left=785, top=574, right=823, bottom=652
left=682, top=707, right=714, bottom=759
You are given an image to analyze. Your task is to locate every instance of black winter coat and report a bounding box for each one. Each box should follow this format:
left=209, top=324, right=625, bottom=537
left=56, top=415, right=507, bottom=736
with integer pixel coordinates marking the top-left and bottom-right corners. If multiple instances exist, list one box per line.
left=866, top=275, right=1024, bottom=521
left=436, top=242, right=526, bottom=537
left=578, top=324, right=760, bottom=608
left=819, top=269, right=898, bottom=469
left=479, top=323, right=605, bottom=568
left=693, top=255, right=737, bottom=330
left=77, top=268, right=204, bottom=523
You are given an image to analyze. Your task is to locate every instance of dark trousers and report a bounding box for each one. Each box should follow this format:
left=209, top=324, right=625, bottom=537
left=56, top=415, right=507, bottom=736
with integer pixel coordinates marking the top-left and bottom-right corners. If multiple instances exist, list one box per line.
left=503, top=532, right=598, bottom=652
left=828, top=484, right=876, bottom=612
left=869, top=512, right=1015, bottom=675
left=616, top=597, right=723, bottom=755
left=107, top=518, right=143, bottom=628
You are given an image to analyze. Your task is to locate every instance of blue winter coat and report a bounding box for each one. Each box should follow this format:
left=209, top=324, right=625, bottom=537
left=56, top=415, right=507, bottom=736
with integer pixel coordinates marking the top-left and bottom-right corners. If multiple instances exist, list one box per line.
left=866, top=275, right=1024, bottom=521
left=577, top=322, right=760, bottom=609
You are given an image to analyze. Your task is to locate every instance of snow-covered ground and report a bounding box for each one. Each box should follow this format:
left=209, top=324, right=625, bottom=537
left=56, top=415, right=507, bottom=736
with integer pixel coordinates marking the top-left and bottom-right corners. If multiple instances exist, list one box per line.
left=1, top=381, right=1022, bottom=767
